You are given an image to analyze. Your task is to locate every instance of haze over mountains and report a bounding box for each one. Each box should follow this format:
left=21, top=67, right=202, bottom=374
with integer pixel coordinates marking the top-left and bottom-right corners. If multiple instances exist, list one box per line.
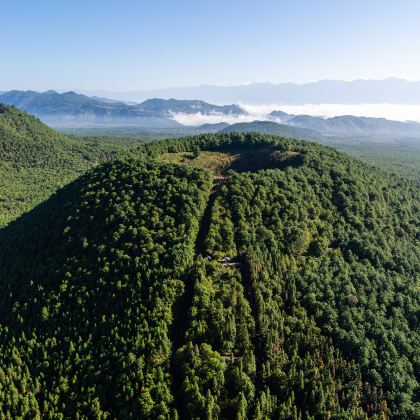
left=2, top=88, right=420, bottom=139
left=77, top=78, right=420, bottom=104
left=0, top=90, right=242, bottom=128
left=269, top=111, right=420, bottom=137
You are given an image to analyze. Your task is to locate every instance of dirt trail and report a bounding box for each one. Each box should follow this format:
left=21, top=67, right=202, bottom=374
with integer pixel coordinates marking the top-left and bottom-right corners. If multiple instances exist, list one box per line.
left=170, top=178, right=224, bottom=415
left=173, top=178, right=224, bottom=349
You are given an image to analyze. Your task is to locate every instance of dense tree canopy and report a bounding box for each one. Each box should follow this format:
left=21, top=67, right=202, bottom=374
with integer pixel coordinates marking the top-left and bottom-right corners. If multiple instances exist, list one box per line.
left=0, top=104, right=142, bottom=227
left=0, top=157, right=212, bottom=418
left=0, top=123, right=418, bottom=418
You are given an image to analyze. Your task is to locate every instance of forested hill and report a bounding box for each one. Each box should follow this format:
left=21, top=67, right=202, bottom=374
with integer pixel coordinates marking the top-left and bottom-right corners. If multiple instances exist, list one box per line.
left=0, top=132, right=419, bottom=418
left=219, top=120, right=321, bottom=140
left=0, top=104, right=140, bottom=226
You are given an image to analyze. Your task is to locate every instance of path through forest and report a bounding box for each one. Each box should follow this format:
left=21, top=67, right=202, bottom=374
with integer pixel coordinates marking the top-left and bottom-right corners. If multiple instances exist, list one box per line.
left=170, top=177, right=224, bottom=414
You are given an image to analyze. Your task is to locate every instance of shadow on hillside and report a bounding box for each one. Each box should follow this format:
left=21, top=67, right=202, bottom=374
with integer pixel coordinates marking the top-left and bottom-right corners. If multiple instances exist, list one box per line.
left=227, top=147, right=304, bottom=172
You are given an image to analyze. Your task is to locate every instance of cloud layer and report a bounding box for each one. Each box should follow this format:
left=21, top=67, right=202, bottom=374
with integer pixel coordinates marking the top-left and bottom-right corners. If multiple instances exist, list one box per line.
left=171, top=103, right=420, bottom=126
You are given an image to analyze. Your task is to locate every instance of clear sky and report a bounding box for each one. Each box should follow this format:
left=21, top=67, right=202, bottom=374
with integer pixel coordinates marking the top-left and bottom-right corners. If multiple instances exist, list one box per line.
left=2, top=0, right=420, bottom=91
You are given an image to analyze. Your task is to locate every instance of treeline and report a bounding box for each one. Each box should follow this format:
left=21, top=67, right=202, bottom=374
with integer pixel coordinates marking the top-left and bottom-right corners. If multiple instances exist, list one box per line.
left=138, top=132, right=312, bottom=156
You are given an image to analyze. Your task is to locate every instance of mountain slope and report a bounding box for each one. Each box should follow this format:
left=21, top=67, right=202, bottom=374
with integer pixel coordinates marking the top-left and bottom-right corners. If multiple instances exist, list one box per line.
left=0, top=159, right=212, bottom=418
left=134, top=98, right=243, bottom=116
left=0, top=132, right=418, bottom=418
left=0, top=104, right=138, bottom=226
left=197, top=122, right=230, bottom=132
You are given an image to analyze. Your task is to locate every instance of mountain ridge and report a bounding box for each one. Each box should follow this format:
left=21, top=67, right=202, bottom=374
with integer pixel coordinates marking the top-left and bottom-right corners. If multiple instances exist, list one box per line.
left=270, top=111, right=420, bottom=136
left=0, top=90, right=245, bottom=127
left=2, top=89, right=420, bottom=138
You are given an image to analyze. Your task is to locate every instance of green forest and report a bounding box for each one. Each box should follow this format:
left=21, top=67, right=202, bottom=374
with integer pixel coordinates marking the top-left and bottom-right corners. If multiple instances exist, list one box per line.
left=0, top=105, right=142, bottom=227
left=0, top=106, right=418, bottom=419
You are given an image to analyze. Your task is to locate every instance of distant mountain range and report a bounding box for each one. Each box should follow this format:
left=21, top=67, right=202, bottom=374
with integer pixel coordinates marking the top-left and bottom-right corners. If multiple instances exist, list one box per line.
left=77, top=78, right=420, bottom=104
left=1, top=89, right=420, bottom=138
left=269, top=111, right=420, bottom=137
left=0, top=90, right=244, bottom=127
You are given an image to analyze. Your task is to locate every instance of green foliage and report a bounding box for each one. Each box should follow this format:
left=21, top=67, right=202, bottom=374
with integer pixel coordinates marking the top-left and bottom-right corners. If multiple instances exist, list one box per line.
left=219, top=147, right=418, bottom=418
left=327, top=138, right=420, bottom=181
left=175, top=342, right=226, bottom=419
left=0, top=104, right=142, bottom=227
left=0, top=157, right=212, bottom=417
left=0, top=123, right=418, bottom=418
left=205, top=196, right=237, bottom=257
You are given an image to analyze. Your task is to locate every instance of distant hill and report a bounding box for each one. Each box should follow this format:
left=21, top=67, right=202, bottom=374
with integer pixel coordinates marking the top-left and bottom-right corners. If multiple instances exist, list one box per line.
left=197, top=122, right=230, bottom=132
left=269, top=110, right=420, bottom=137
left=291, top=114, right=420, bottom=136
left=219, top=120, right=321, bottom=140
left=0, top=91, right=245, bottom=127
left=134, top=98, right=242, bottom=116
left=269, top=110, right=290, bottom=120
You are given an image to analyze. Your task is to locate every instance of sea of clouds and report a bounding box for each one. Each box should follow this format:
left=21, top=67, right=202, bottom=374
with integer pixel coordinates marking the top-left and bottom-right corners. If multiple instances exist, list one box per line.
left=171, top=103, right=420, bottom=126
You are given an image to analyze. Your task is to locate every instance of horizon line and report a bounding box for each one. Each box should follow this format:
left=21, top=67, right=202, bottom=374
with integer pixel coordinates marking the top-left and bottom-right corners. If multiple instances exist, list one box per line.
left=2, top=76, right=420, bottom=95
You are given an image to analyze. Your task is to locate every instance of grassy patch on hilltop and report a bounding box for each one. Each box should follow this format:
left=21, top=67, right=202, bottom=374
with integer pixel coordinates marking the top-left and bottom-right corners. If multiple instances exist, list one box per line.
left=161, top=147, right=304, bottom=176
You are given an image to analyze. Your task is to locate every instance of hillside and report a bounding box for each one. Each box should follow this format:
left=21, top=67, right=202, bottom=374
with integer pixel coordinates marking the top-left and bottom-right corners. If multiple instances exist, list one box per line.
left=322, top=137, right=420, bottom=182
left=219, top=120, right=321, bottom=140
left=135, top=98, right=243, bottom=117
left=0, top=104, right=140, bottom=226
left=0, top=132, right=418, bottom=418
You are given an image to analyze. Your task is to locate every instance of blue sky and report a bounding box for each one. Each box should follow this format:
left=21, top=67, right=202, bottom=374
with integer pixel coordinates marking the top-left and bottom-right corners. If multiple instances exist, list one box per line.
left=2, top=0, right=420, bottom=91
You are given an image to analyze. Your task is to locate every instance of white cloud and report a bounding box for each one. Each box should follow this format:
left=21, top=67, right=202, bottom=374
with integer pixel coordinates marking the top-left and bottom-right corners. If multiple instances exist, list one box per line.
left=171, top=103, right=420, bottom=126
left=268, top=103, right=420, bottom=122
left=170, top=111, right=264, bottom=126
